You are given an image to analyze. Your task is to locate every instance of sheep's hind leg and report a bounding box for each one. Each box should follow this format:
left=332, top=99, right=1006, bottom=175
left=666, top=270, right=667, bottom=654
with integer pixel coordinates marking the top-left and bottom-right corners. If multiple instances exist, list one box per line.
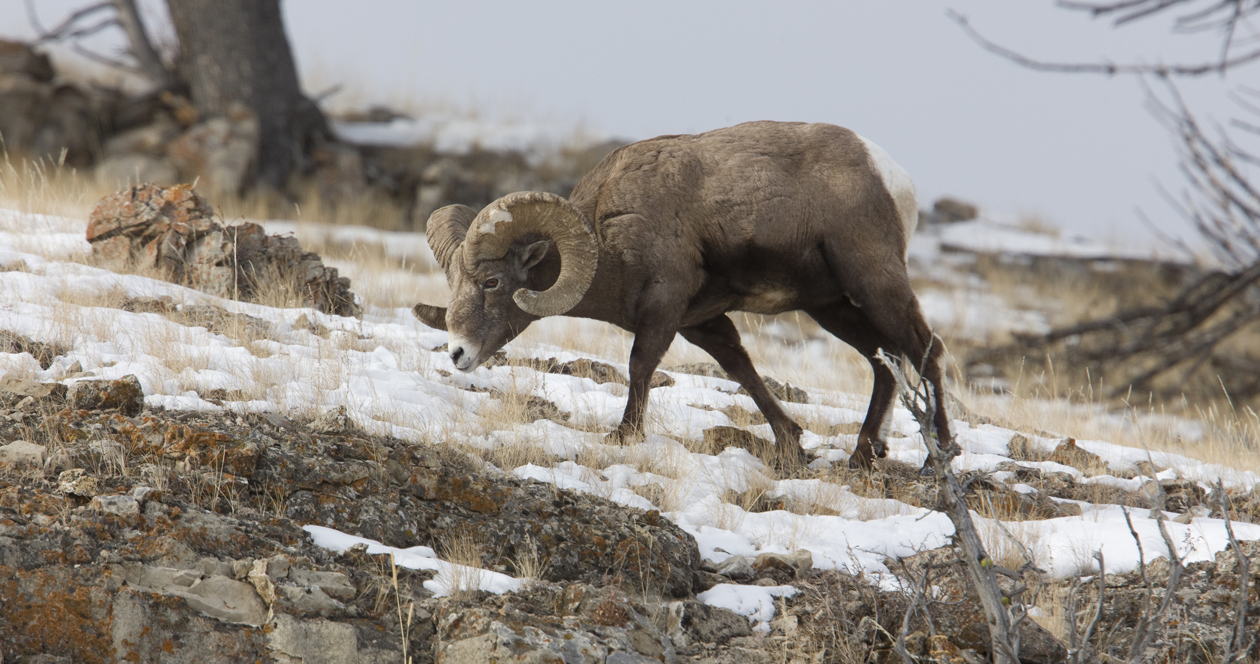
left=679, top=316, right=807, bottom=468
left=826, top=261, right=956, bottom=472
left=806, top=305, right=897, bottom=470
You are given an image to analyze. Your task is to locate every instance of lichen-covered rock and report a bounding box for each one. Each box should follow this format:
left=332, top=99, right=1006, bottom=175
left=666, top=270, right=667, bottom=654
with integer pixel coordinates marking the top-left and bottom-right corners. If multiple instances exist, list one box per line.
left=87, top=184, right=360, bottom=317
left=0, top=440, right=45, bottom=469
left=436, top=583, right=677, bottom=663
left=0, top=403, right=720, bottom=663
left=56, top=468, right=98, bottom=497
left=67, top=375, right=144, bottom=417
left=261, top=430, right=700, bottom=598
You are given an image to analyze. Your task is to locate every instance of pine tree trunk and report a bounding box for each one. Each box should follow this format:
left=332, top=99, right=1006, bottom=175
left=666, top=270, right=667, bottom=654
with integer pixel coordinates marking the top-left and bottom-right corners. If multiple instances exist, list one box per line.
left=166, top=0, right=329, bottom=190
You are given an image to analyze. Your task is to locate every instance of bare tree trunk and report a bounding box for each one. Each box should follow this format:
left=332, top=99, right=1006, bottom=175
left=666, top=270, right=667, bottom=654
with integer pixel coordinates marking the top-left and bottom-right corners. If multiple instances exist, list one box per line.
left=112, top=0, right=175, bottom=88
left=165, top=0, right=329, bottom=190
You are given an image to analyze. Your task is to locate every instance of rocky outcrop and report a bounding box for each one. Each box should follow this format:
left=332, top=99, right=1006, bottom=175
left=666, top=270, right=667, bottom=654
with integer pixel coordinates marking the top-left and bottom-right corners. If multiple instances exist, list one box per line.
left=1070, top=541, right=1260, bottom=663
left=0, top=40, right=100, bottom=168
left=0, top=387, right=722, bottom=663
left=166, top=103, right=259, bottom=196
left=86, top=184, right=360, bottom=317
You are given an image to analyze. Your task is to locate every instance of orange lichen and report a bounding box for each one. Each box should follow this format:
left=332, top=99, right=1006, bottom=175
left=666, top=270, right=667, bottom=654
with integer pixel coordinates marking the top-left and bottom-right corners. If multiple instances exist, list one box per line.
left=0, top=567, right=111, bottom=664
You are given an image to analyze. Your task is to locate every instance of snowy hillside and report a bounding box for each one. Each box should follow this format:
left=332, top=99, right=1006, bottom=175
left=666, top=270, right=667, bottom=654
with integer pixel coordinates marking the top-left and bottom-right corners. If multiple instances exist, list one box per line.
left=2, top=206, right=1258, bottom=637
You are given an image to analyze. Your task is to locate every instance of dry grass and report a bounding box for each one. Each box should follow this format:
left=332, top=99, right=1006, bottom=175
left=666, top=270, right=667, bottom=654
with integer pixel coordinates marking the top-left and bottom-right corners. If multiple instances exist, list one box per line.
left=955, top=361, right=1260, bottom=475
left=0, top=154, right=109, bottom=220
left=509, top=532, right=551, bottom=584
left=437, top=528, right=487, bottom=600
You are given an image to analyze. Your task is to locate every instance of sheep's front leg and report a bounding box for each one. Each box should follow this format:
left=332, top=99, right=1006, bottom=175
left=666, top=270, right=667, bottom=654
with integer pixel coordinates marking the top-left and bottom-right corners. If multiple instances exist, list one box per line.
left=680, top=316, right=806, bottom=468
left=606, top=325, right=676, bottom=445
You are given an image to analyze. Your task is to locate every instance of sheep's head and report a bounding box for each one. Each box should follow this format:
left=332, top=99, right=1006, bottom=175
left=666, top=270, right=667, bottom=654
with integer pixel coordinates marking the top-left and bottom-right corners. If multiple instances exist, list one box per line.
left=413, top=191, right=597, bottom=371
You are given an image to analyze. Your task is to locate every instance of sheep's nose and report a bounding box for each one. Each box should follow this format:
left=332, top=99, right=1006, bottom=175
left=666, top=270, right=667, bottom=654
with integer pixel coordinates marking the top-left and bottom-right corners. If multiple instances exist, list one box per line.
left=450, top=347, right=464, bottom=364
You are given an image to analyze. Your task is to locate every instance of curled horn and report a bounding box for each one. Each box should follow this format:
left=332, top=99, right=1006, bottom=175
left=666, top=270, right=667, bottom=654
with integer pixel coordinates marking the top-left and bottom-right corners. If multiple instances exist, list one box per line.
left=412, top=205, right=477, bottom=330
left=412, top=303, right=447, bottom=331
left=425, top=204, right=477, bottom=272
left=462, top=191, right=597, bottom=317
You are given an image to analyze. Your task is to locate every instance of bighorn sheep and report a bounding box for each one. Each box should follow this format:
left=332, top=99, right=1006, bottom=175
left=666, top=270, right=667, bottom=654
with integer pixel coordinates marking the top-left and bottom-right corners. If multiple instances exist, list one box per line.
left=413, top=121, right=951, bottom=469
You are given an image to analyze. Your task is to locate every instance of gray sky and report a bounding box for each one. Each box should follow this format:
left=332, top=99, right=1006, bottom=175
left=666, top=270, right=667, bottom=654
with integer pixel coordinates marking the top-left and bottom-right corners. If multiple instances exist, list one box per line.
left=3, top=1, right=1253, bottom=245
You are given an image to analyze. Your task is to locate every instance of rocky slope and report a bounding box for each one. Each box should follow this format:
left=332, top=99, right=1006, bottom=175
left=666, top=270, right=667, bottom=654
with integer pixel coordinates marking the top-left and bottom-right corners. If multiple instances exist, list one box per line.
left=2, top=373, right=1257, bottom=663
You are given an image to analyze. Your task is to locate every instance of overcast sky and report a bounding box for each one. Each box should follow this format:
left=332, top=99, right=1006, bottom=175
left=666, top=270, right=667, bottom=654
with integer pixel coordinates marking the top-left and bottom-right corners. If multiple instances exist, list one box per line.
left=3, top=1, right=1254, bottom=245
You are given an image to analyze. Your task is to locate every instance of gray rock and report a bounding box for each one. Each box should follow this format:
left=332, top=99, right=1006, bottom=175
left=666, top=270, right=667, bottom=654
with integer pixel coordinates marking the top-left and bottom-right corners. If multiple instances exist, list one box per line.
left=95, top=154, right=179, bottom=188
left=0, top=375, right=66, bottom=399
left=0, top=39, right=54, bottom=81
left=103, top=118, right=180, bottom=157
left=276, top=583, right=344, bottom=617
left=176, top=575, right=270, bottom=625
left=267, top=614, right=398, bottom=664
left=91, top=494, right=139, bottom=517
left=131, top=485, right=160, bottom=503
left=0, top=440, right=45, bottom=469
left=753, top=549, right=813, bottom=573
left=714, top=555, right=755, bottom=581
left=123, top=563, right=202, bottom=590
left=168, top=108, right=259, bottom=197
left=289, top=568, right=356, bottom=602
left=0, top=70, right=97, bottom=167
left=679, top=601, right=752, bottom=645
left=66, top=375, right=144, bottom=416
left=932, top=196, right=979, bottom=223
left=56, top=468, right=98, bottom=497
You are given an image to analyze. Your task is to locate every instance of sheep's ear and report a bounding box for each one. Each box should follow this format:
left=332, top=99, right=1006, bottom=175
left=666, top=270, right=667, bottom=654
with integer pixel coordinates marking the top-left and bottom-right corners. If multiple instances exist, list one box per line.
left=514, top=240, right=549, bottom=272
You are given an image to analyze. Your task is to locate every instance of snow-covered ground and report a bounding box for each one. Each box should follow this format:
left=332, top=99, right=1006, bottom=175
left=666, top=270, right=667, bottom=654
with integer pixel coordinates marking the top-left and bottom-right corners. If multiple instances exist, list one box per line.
left=2, top=208, right=1257, bottom=630
left=331, top=112, right=607, bottom=163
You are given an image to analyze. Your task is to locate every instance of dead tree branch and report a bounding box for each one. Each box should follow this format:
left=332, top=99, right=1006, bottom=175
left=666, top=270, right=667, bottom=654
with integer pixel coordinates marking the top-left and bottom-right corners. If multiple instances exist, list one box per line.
left=953, top=1, right=1260, bottom=77
left=24, top=0, right=176, bottom=88
left=111, top=0, right=176, bottom=88
left=1066, top=551, right=1107, bottom=663
left=972, top=79, right=1260, bottom=403
left=1123, top=507, right=1187, bottom=662
left=1216, top=479, right=1254, bottom=663
left=880, top=350, right=1020, bottom=664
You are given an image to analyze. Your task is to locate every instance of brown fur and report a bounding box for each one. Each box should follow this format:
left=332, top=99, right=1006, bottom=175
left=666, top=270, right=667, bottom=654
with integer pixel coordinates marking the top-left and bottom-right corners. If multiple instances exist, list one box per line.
left=417, top=121, right=951, bottom=469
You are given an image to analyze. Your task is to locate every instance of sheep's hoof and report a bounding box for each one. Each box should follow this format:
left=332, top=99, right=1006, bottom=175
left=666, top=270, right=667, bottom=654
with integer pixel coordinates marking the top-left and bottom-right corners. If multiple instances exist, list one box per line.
left=604, top=425, right=644, bottom=446
left=848, top=439, right=876, bottom=470
left=775, top=447, right=810, bottom=473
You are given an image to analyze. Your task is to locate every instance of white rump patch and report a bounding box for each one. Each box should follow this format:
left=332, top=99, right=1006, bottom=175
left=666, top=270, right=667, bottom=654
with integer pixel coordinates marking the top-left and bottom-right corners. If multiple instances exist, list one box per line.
left=857, top=135, right=918, bottom=246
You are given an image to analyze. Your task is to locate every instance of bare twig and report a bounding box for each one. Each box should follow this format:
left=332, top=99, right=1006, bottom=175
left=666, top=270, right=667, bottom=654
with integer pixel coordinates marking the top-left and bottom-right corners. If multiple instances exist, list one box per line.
left=25, top=0, right=113, bottom=43
left=949, top=9, right=1260, bottom=77
left=880, top=350, right=1020, bottom=664
left=973, top=79, right=1260, bottom=404
left=1216, top=479, right=1253, bottom=663
left=1066, top=551, right=1107, bottom=663
left=25, top=0, right=175, bottom=86
left=111, top=0, right=176, bottom=87
left=892, top=553, right=946, bottom=663
left=1125, top=507, right=1186, bottom=662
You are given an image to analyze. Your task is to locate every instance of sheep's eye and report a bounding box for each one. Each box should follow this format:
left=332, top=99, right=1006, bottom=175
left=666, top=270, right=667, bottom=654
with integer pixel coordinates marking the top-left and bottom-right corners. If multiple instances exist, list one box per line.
left=482, top=278, right=500, bottom=290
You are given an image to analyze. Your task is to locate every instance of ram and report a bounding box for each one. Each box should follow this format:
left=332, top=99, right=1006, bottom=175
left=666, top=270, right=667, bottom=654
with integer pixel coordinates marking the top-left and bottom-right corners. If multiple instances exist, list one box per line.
left=413, top=121, right=950, bottom=469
